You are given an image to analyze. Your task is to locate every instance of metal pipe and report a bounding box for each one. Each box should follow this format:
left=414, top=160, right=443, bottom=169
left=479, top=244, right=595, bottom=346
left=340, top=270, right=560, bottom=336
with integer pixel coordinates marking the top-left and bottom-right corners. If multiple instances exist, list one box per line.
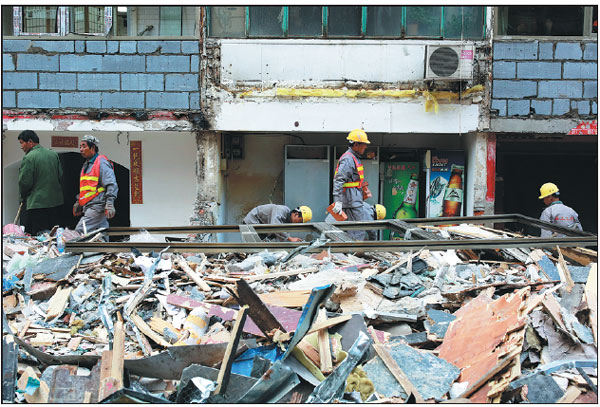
left=66, top=235, right=597, bottom=254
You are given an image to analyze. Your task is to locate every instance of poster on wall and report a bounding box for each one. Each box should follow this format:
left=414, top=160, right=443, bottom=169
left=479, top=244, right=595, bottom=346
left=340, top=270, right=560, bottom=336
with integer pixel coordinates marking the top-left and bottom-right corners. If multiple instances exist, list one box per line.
left=426, top=150, right=465, bottom=218
left=382, top=161, right=420, bottom=240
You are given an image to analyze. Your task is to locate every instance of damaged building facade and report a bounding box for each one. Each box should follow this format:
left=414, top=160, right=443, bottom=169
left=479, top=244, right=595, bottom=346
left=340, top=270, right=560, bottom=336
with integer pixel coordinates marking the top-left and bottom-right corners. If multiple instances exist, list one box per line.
left=2, top=6, right=597, bottom=237
left=490, top=5, right=598, bottom=234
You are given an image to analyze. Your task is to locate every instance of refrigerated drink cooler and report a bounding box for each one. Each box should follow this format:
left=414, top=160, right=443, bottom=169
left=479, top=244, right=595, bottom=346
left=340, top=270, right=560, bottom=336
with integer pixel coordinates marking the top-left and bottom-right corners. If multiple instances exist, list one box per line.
left=426, top=150, right=465, bottom=218
left=382, top=161, right=421, bottom=240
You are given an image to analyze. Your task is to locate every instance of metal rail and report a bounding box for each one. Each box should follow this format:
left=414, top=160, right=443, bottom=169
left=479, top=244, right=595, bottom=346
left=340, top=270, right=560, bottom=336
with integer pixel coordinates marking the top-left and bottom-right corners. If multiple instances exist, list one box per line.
left=65, top=236, right=597, bottom=254
left=102, top=214, right=594, bottom=238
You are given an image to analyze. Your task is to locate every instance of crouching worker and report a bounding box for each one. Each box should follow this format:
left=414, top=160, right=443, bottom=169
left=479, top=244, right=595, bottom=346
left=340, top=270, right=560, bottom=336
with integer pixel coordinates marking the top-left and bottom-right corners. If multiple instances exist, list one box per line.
left=326, top=202, right=386, bottom=240
left=243, top=204, right=312, bottom=242
left=73, top=135, right=118, bottom=239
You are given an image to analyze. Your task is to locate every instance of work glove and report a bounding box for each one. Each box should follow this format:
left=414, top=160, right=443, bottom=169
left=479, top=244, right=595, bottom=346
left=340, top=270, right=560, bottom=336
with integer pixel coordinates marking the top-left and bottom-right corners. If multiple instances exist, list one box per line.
left=105, top=202, right=116, bottom=219
left=332, top=201, right=343, bottom=214
left=73, top=201, right=83, bottom=217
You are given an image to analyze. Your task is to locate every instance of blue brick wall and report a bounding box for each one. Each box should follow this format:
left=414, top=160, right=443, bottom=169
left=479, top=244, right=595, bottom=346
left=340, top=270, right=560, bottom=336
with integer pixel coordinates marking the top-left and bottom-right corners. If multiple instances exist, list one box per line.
left=2, top=39, right=202, bottom=111
left=492, top=39, right=597, bottom=119
left=39, top=73, right=77, bottom=90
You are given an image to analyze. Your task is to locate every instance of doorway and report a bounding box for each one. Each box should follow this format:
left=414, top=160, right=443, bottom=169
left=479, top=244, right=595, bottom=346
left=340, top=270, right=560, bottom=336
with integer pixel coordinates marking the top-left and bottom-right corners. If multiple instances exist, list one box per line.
left=57, top=152, right=130, bottom=229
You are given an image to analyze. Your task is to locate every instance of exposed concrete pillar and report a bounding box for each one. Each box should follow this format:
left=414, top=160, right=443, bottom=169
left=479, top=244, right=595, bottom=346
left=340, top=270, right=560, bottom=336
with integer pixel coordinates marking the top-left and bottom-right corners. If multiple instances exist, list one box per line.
left=465, top=132, right=495, bottom=216
left=191, top=130, right=221, bottom=239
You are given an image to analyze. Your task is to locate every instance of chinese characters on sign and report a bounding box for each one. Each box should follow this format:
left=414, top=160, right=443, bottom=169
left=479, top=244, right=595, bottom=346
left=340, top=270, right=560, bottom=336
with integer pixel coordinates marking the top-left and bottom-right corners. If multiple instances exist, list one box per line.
left=51, top=136, right=79, bottom=148
left=130, top=141, right=143, bottom=204
left=567, top=120, right=597, bottom=135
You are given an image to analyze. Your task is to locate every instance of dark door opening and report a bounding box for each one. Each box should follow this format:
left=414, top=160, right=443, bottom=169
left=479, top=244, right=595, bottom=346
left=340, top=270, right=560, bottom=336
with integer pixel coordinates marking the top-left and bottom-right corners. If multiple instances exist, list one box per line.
left=496, top=142, right=597, bottom=236
left=58, top=152, right=130, bottom=230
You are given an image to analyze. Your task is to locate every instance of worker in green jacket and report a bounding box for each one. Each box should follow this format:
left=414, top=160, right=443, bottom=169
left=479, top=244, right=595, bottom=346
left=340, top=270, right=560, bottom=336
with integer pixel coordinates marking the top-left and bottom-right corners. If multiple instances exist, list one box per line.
left=18, top=130, right=64, bottom=235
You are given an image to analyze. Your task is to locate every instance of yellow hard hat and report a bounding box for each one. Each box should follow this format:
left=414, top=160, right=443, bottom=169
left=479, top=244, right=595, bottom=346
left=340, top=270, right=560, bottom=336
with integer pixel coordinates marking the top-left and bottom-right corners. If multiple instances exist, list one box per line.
left=539, top=182, right=559, bottom=199
left=297, top=205, right=312, bottom=222
left=374, top=204, right=387, bottom=220
left=347, top=129, right=370, bottom=144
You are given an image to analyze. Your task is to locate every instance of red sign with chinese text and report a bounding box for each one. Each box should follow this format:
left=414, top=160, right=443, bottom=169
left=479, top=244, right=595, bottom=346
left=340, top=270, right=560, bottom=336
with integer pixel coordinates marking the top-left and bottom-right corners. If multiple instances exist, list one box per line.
left=51, top=136, right=79, bottom=148
left=130, top=141, right=143, bottom=204
left=568, top=120, right=597, bottom=135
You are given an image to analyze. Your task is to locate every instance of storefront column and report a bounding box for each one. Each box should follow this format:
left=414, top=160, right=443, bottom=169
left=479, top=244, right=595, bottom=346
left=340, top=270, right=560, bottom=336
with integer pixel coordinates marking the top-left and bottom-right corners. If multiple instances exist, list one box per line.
left=191, top=130, right=221, bottom=235
left=465, top=132, right=495, bottom=216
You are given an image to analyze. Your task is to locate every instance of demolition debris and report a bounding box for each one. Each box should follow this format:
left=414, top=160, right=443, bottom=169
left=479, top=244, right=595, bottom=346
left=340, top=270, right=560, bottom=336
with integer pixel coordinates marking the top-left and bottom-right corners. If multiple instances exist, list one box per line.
left=2, top=218, right=597, bottom=403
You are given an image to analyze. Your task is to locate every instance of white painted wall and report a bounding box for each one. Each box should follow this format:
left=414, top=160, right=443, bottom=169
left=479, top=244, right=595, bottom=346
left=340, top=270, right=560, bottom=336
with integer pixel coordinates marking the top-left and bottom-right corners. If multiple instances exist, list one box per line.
left=220, top=39, right=476, bottom=85
left=2, top=131, right=197, bottom=227
left=215, top=98, right=480, bottom=134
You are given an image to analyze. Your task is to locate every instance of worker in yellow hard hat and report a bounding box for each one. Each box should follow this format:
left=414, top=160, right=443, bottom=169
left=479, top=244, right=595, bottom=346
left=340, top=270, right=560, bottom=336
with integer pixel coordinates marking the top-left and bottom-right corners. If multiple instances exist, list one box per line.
left=329, top=129, right=373, bottom=240
left=243, top=204, right=311, bottom=242
left=538, top=182, right=582, bottom=237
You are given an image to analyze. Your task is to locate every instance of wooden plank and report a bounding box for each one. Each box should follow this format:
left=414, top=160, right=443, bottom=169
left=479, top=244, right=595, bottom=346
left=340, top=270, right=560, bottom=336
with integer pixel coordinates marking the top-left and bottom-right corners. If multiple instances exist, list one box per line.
left=242, top=267, right=319, bottom=282
left=584, top=263, right=597, bottom=344
left=372, top=343, right=424, bottom=403
left=557, top=385, right=582, bottom=403
left=556, top=246, right=575, bottom=291
left=317, top=309, right=333, bottom=374
left=215, top=305, right=249, bottom=395
left=456, top=348, right=520, bottom=399
left=18, top=320, right=32, bottom=339
left=556, top=247, right=597, bottom=266
left=149, top=317, right=180, bottom=337
left=307, top=314, right=352, bottom=335
left=45, top=286, right=73, bottom=321
left=235, top=279, right=286, bottom=338
left=98, top=350, right=114, bottom=401
left=542, top=294, right=568, bottom=332
left=110, top=319, right=125, bottom=390
left=67, top=336, right=82, bottom=351
left=295, top=339, right=322, bottom=367
left=258, top=290, right=311, bottom=308
left=239, top=224, right=262, bottom=243
left=131, top=314, right=171, bottom=348
left=175, top=255, right=211, bottom=292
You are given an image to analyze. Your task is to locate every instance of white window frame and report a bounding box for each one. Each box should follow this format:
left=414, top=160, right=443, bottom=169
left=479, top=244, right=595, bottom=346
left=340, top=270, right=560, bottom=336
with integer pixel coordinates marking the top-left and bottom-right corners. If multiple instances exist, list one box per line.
left=14, top=6, right=112, bottom=36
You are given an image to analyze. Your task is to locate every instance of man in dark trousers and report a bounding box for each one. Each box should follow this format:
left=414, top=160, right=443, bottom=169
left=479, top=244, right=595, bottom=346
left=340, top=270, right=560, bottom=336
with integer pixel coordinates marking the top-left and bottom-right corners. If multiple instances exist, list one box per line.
left=17, top=130, right=64, bottom=235
left=73, top=135, right=118, bottom=237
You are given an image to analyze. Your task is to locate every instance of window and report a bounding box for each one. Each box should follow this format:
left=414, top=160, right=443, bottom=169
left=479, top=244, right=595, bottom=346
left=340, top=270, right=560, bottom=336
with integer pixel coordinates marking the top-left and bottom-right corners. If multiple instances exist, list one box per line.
left=497, top=6, right=587, bottom=36
left=444, top=7, right=485, bottom=39
left=288, top=6, right=322, bottom=37
left=406, top=6, right=441, bottom=37
left=159, top=6, right=182, bottom=36
left=208, top=6, right=486, bottom=40
left=70, top=6, right=105, bottom=34
left=22, top=6, right=58, bottom=34
left=366, top=6, right=402, bottom=37
left=327, top=6, right=362, bottom=36
left=209, top=6, right=245, bottom=37
left=249, top=6, right=284, bottom=37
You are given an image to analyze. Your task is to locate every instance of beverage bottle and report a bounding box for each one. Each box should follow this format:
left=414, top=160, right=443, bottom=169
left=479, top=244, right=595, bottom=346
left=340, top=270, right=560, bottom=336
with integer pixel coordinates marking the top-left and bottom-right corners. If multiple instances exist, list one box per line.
left=394, top=174, right=419, bottom=219
left=56, top=228, right=65, bottom=254
left=442, top=165, right=463, bottom=217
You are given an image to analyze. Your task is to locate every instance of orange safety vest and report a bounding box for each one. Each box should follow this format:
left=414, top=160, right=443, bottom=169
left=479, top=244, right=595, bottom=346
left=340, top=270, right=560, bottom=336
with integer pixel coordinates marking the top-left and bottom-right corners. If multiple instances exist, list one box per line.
left=334, top=151, right=364, bottom=188
left=79, top=155, right=112, bottom=206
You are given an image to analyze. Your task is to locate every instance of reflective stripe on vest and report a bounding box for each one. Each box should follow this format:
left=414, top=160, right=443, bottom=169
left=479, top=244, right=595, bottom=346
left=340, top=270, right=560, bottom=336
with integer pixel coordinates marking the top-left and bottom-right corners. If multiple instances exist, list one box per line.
left=334, top=151, right=364, bottom=188
left=79, top=155, right=111, bottom=206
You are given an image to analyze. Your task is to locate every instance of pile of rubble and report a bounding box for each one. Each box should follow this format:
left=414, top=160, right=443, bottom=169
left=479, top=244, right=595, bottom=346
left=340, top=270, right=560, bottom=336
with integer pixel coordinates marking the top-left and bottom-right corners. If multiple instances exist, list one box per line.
left=2, top=225, right=597, bottom=403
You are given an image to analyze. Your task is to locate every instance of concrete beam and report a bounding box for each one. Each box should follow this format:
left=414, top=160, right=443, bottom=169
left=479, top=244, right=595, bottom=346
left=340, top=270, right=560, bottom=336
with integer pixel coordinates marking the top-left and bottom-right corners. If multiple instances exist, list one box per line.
left=490, top=118, right=581, bottom=134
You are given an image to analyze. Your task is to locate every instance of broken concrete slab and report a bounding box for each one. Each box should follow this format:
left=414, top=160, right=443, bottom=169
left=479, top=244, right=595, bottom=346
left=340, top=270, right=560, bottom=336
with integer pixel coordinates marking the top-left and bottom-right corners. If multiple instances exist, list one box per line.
left=364, top=341, right=460, bottom=401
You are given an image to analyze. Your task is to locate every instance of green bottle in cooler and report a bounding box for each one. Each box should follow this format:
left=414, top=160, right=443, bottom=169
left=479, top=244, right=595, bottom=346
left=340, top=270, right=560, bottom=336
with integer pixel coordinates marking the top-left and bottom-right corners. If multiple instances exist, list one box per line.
left=394, top=173, right=419, bottom=219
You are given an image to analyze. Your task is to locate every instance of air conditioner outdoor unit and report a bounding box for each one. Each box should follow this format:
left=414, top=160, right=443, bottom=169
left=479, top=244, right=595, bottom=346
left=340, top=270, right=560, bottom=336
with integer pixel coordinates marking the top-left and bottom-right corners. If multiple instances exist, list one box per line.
left=425, top=45, right=474, bottom=80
